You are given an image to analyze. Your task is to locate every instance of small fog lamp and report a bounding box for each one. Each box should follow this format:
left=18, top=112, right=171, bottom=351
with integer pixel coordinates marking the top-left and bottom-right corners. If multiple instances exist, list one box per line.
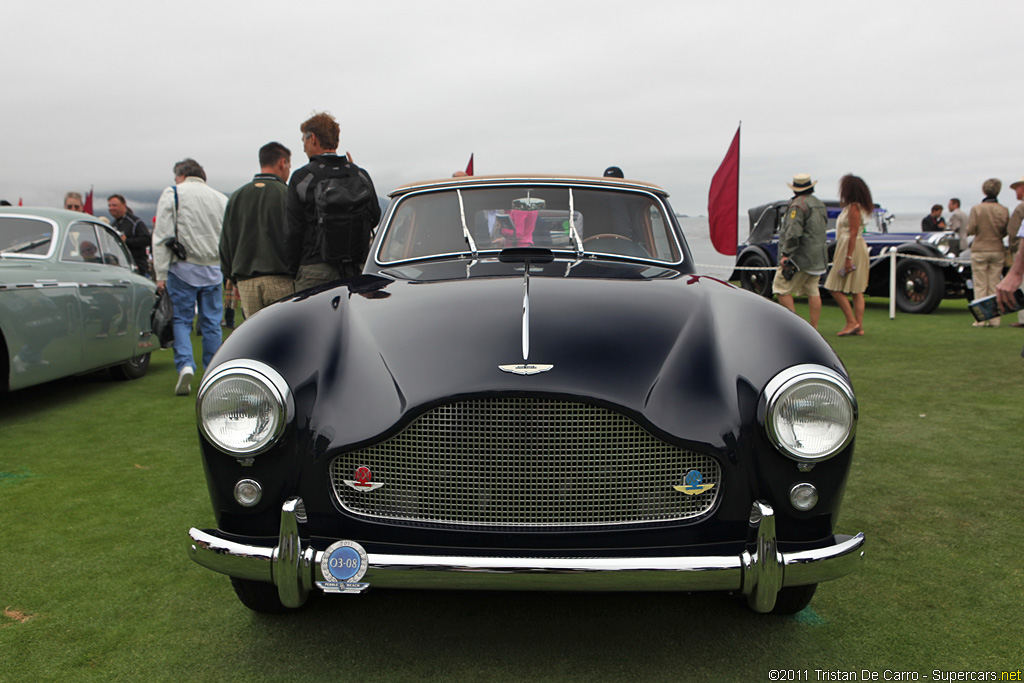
left=790, top=483, right=818, bottom=511
left=234, top=479, right=263, bottom=507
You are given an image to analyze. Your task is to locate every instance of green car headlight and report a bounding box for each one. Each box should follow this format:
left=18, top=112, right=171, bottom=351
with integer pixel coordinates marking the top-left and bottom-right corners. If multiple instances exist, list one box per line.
left=762, top=365, right=857, bottom=462
left=197, top=360, right=293, bottom=456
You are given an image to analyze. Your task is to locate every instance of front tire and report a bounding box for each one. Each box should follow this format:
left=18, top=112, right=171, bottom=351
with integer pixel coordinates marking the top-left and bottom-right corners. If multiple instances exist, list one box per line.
left=110, top=352, right=151, bottom=381
left=769, top=584, right=817, bottom=615
left=230, top=577, right=296, bottom=614
left=738, top=252, right=774, bottom=298
left=895, top=257, right=944, bottom=314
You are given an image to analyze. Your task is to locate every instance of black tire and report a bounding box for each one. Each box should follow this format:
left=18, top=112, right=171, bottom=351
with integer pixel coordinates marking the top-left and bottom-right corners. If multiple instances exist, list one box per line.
left=109, top=352, right=151, bottom=381
left=738, top=252, right=774, bottom=298
left=769, top=584, right=817, bottom=615
left=230, top=577, right=296, bottom=614
left=895, top=257, right=944, bottom=314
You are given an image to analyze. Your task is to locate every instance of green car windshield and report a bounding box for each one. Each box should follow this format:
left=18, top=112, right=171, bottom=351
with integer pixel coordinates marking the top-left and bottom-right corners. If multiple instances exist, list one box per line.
left=378, top=185, right=682, bottom=264
left=0, top=216, right=54, bottom=257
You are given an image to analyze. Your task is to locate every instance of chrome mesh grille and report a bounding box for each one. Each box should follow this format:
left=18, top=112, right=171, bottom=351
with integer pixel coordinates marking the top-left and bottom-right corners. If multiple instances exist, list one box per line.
left=329, top=398, right=721, bottom=528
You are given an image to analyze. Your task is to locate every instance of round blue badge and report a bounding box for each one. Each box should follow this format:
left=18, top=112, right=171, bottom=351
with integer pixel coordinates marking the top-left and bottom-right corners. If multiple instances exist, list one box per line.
left=321, top=540, right=368, bottom=584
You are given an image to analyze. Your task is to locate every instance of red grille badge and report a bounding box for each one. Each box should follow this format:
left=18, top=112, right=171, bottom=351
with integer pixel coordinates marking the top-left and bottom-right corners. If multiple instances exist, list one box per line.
left=343, top=466, right=385, bottom=492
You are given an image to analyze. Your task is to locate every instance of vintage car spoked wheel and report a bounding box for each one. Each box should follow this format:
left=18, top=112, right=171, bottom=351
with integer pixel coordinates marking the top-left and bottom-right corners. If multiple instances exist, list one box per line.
left=738, top=252, right=773, bottom=298
left=895, top=258, right=944, bottom=314
left=109, top=352, right=151, bottom=381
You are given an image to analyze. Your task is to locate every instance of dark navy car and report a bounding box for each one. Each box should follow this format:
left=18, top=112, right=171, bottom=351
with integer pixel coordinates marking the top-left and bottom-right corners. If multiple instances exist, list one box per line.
left=732, top=200, right=970, bottom=313
left=187, top=175, right=864, bottom=615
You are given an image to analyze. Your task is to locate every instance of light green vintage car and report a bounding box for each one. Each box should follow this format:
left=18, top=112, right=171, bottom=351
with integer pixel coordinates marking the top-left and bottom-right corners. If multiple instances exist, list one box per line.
left=0, top=207, right=158, bottom=392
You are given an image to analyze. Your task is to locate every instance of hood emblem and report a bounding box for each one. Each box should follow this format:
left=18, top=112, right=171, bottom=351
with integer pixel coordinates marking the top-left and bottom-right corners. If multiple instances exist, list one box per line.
left=344, top=466, right=384, bottom=491
left=673, top=470, right=715, bottom=495
left=499, top=364, right=554, bottom=376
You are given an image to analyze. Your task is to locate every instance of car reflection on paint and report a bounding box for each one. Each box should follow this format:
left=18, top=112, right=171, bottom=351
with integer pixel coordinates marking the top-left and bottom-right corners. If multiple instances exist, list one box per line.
left=1, top=207, right=157, bottom=392
left=187, top=175, right=865, bottom=615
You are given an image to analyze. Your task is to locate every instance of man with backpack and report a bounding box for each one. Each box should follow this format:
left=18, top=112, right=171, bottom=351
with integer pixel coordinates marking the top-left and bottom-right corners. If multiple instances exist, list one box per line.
left=285, top=112, right=381, bottom=291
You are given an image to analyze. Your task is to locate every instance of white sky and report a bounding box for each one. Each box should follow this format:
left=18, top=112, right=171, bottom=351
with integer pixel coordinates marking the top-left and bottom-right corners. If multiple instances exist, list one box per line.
left=3, top=0, right=1023, bottom=218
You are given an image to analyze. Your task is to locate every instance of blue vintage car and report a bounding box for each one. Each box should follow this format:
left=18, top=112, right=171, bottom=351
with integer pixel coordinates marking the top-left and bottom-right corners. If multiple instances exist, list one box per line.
left=187, top=175, right=865, bottom=616
left=732, top=200, right=970, bottom=313
left=0, top=207, right=157, bottom=391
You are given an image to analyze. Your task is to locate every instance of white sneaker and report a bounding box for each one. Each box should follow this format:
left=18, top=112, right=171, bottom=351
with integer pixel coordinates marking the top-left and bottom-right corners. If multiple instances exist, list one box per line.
left=175, top=366, right=194, bottom=396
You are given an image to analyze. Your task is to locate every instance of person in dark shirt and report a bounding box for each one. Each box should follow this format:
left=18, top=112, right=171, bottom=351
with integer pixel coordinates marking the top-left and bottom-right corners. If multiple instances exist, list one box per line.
left=108, top=194, right=151, bottom=277
left=921, top=204, right=946, bottom=232
left=285, top=111, right=381, bottom=291
left=220, top=141, right=295, bottom=318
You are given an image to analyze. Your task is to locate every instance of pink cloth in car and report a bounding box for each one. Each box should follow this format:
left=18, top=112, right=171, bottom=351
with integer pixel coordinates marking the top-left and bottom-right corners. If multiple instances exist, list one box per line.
left=505, top=210, right=538, bottom=246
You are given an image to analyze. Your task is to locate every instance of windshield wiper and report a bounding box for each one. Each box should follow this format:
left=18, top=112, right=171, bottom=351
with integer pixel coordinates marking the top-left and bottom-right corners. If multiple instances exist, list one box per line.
left=567, top=188, right=583, bottom=257
left=1, top=236, right=52, bottom=255
left=456, top=189, right=478, bottom=258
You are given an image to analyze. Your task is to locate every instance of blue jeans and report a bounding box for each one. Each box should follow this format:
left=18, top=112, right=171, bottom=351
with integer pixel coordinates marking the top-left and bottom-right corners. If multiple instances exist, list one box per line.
left=167, top=271, right=223, bottom=372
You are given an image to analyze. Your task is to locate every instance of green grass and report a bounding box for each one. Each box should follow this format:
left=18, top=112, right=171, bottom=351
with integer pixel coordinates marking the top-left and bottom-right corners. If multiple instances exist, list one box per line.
left=1, top=300, right=1022, bottom=682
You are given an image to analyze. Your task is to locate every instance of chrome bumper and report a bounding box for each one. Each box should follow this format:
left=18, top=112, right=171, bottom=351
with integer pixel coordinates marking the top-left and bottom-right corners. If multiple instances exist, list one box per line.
left=187, top=499, right=865, bottom=613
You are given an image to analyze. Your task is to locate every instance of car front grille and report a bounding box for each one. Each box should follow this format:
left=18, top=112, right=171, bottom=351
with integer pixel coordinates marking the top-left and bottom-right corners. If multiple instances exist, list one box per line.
left=329, top=398, right=721, bottom=529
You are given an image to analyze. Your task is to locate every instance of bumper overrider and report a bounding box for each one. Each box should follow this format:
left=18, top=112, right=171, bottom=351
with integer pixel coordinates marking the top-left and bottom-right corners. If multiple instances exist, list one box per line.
left=187, top=499, right=865, bottom=613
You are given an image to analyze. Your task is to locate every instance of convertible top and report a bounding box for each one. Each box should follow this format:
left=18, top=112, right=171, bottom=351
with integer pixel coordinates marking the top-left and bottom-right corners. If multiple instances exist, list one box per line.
left=389, top=175, right=669, bottom=198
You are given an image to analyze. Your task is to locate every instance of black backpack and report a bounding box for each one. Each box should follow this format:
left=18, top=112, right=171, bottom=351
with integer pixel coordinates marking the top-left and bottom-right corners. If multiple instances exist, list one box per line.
left=313, top=166, right=376, bottom=267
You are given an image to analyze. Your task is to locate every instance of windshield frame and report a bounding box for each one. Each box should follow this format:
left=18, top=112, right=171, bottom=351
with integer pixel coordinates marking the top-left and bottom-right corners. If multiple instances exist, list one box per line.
left=373, top=180, right=686, bottom=268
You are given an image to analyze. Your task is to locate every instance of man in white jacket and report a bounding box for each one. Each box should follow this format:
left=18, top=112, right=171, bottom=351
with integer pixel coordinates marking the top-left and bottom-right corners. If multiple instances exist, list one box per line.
left=153, top=158, right=228, bottom=396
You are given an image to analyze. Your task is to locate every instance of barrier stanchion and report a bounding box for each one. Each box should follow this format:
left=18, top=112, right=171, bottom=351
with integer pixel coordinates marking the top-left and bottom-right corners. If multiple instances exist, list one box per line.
left=889, top=249, right=897, bottom=320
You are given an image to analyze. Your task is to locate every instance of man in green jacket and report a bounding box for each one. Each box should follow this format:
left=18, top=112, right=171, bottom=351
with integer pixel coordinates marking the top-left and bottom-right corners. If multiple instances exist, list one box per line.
left=220, top=142, right=295, bottom=319
left=772, top=173, right=829, bottom=330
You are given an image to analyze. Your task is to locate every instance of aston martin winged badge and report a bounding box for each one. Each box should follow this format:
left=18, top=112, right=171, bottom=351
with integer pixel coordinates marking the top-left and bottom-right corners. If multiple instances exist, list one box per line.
left=499, top=364, right=554, bottom=376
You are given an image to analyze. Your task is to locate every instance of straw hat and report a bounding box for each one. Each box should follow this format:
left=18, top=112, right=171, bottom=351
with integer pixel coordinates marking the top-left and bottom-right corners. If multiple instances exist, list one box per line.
left=1010, top=175, right=1024, bottom=190
left=787, top=173, right=817, bottom=192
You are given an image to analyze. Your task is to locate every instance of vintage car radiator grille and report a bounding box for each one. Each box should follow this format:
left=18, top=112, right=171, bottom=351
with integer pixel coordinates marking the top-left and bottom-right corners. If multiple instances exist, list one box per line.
left=329, top=398, right=721, bottom=528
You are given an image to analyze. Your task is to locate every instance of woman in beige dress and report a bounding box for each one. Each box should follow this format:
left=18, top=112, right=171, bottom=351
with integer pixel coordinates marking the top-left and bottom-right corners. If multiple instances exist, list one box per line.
left=824, top=174, right=872, bottom=336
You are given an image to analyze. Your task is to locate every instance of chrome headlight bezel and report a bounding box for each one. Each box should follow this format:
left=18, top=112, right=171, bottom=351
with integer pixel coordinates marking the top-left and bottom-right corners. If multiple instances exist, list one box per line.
left=760, top=364, right=857, bottom=462
left=196, top=360, right=294, bottom=456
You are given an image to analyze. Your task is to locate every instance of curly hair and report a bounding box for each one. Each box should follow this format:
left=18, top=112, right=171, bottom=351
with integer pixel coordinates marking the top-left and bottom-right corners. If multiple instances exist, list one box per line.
left=300, top=112, right=339, bottom=150
left=838, top=174, right=873, bottom=210
left=173, top=158, right=206, bottom=181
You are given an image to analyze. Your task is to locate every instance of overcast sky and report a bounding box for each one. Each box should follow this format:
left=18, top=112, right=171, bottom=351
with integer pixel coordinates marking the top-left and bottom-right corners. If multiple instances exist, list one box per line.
left=3, top=0, right=1023, bottom=220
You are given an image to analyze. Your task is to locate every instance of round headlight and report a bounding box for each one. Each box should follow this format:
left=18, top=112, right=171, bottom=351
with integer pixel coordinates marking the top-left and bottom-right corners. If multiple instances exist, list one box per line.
left=763, top=365, right=857, bottom=462
left=934, top=234, right=953, bottom=256
left=197, top=361, right=292, bottom=455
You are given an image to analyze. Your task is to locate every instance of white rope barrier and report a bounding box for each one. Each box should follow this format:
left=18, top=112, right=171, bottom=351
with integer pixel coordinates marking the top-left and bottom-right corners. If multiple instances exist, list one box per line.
left=700, top=251, right=970, bottom=272
left=695, top=251, right=971, bottom=321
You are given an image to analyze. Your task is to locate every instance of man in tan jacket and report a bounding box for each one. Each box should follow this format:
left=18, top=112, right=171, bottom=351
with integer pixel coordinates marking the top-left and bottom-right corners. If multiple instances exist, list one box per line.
left=967, top=178, right=1009, bottom=327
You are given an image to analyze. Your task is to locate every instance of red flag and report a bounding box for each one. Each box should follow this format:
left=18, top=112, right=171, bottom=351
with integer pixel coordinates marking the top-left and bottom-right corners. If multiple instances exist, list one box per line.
left=708, top=126, right=740, bottom=256
left=83, top=187, right=94, bottom=215
left=465, top=154, right=474, bottom=176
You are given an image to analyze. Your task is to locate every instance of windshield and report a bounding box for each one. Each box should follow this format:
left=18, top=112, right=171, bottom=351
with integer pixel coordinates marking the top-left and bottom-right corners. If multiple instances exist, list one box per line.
left=0, top=216, right=55, bottom=258
left=378, top=185, right=682, bottom=264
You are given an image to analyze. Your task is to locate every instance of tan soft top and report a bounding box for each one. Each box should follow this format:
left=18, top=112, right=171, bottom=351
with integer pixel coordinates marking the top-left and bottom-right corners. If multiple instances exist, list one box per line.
left=389, top=174, right=668, bottom=198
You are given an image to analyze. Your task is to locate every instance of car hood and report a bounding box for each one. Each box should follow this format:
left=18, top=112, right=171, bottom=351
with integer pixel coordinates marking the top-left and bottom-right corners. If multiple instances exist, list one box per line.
left=214, top=260, right=845, bottom=453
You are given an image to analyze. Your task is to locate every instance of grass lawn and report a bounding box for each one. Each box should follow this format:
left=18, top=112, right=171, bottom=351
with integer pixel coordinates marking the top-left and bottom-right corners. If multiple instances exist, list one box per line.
left=1, top=298, right=1022, bottom=682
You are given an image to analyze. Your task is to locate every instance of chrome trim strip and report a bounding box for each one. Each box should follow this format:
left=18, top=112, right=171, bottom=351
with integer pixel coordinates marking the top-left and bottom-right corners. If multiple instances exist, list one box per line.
left=521, top=260, right=530, bottom=361
left=187, top=499, right=865, bottom=613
